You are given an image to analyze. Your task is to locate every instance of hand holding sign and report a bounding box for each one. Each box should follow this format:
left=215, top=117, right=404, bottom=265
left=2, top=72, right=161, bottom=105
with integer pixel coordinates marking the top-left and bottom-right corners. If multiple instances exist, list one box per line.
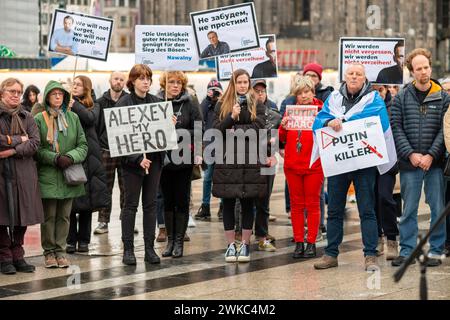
left=140, top=158, right=151, bottom=170
left=328, top=118, right=343, bottom=132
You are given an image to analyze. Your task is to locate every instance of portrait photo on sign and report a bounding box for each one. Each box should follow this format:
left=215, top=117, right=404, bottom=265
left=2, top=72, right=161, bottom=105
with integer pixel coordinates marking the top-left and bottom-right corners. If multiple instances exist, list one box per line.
left=216, top=34, right=278, bottom=81
left=190, top=3, right=260, bottom=60
left=339, top=37, right=405, bottom=85
left=48, top=9, right=114, bottom=61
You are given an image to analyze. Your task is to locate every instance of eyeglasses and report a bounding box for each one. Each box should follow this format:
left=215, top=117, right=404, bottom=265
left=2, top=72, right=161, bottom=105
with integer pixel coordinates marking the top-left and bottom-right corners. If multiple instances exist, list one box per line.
left=50, top=92, right=64, bottom=97
left=168, top=80, right=183, bottom=85
left=255, top=89, right=266, bottom=94
left=4, top=89, right=23, bottom=96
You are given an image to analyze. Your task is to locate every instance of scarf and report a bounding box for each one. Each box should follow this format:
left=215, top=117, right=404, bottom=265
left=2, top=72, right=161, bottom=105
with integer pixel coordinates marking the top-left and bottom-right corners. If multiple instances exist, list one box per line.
left=0, top=103, right=27, bottom=135
left=44, top=107, right=68, bottom=152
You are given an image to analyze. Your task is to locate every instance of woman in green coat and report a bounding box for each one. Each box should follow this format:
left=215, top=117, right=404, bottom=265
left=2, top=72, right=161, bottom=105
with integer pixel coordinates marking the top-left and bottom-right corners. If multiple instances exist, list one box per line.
left=34, top=80, right=88, bottom=269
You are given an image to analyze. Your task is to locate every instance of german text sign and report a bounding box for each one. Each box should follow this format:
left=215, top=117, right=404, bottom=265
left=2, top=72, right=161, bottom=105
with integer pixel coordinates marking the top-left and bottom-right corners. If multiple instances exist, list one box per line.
left=104, top=102, right=178, bottom=157
left=315, top=116, right=389, bottom=177
left=285, top=105, right=318, bottom=131
left=135, top=25, right=199, bottom=71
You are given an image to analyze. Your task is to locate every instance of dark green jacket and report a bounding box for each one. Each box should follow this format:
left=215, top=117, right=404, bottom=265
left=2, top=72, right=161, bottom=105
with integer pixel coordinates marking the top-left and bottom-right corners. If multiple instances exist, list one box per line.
left=34, top=80, right=88, bottom=199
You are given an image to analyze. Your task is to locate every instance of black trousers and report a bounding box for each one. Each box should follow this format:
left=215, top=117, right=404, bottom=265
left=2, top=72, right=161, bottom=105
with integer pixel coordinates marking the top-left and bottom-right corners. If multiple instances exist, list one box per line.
left=445, top=180, right=450, bottom=246
left=254, top=174, right=276, bottom=237
left=67, top=211, right=92, bottom=245
left=375, top=172, right=399, bottom=240
left=160, top=166, right=193, bottom=226
left=121, top=157, right=162, bottom=248
left=223, top=198, right=255, bottom=231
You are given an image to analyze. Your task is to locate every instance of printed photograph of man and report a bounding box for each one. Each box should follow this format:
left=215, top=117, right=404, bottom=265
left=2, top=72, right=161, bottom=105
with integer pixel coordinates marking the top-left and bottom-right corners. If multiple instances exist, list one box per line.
left=376, top=40, right=405, bottom=84
left=50, top=15, right=79, bottom=56
left=200, top=31, right=230, bottom=59
left=251, top=36, right=277, bottom=79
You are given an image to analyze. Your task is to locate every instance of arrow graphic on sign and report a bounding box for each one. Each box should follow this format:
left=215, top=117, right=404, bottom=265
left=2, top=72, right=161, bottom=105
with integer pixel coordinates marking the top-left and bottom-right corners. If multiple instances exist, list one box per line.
left=361, top=140, right=383, bottom=159
left=321, top=131, right=336, bottom=150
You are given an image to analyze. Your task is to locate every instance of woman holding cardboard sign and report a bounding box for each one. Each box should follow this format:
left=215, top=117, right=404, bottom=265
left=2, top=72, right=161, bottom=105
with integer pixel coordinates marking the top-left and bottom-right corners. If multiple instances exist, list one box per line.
left=115, top=64, right=173, bottom=266
left=212, top=69, right=267, bottom=263
left=279, top=76, right=324, bottom=259
left=157, top=71, right=203, bottom=259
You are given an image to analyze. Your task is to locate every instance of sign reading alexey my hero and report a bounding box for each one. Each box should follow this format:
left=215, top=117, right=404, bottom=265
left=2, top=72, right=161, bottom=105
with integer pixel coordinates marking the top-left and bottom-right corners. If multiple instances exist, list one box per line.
left=315, top=116, right=389, bottom=177
left=104, top=102, right=178, bottom=157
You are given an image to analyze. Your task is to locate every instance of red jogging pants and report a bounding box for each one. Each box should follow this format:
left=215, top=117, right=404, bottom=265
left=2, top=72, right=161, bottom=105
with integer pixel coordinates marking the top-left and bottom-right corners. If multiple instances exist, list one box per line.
left=285, top=169, right=324, bottom=244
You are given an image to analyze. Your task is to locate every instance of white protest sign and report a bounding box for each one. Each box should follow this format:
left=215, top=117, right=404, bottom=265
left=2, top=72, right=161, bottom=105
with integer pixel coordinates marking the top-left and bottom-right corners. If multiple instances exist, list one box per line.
left=104, top=101, right=178, bottom=158
left=285, top=105, right=318, bottom=131
left=339, top=37, right=405, bottom=85
left=190, top=3, right=260, bottom=60
left=135, top=25, right=199, bottom=71
left=48, top=9, right=113, bottom=61
left=316, top=116, right=389, bottom=177
left=216, top=34, right=278, bottom=81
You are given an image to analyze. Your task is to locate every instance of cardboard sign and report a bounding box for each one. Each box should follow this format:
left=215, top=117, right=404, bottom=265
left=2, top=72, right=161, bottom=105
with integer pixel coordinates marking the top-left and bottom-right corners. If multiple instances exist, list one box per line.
left=285, top=105, right=318, bottom=131
left=216, top=34, right=278, bottom=81
left=190, top=3, right=260, bottom=60
left=104, top=102, right=178, bottom=157
left=48, top=9, right=113, bottom=61
left=315, top=116, right=389, bottom=177
left=339, top=37, right=405, bottom=85
left=135, top=25, right=199, bottom=71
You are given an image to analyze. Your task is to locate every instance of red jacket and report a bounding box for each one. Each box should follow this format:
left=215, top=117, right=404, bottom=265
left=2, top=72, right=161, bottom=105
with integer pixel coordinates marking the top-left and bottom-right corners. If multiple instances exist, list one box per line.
left=279, top=98, right=323, bottom=174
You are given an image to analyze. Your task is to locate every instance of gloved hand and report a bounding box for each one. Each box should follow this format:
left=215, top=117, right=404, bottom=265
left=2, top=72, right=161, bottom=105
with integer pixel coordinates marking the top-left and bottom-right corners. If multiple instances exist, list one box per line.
left=0, top=149, right=17, bottom=159
left=56, top=155, right=73, bottom=169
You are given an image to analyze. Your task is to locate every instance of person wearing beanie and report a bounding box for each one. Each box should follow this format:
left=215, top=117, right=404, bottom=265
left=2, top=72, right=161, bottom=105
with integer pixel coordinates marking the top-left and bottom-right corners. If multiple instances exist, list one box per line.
left=302, top=63, right=334, bottom=103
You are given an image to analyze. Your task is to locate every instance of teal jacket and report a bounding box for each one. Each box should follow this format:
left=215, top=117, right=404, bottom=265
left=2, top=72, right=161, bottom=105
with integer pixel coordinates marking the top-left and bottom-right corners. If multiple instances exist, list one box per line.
left=34, top=80, right=88, bottom=199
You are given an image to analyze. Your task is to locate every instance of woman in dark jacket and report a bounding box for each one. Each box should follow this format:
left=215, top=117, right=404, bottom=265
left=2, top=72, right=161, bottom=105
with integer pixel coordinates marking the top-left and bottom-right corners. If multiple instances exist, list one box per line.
left=66, top=75, right=109, bottom=253
left=158, top=71, right=203, bottom=259
left=117, top=64, right=170, bottom=266
left=212, top=69, right=267, bottom=263
left=21, top=85, right=40, bottom=113
left=0, top=78, right=44, bottom=275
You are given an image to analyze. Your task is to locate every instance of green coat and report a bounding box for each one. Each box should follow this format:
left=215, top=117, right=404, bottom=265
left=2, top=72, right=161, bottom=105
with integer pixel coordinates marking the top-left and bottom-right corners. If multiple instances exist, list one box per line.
left=34, top=80, right=88, bottom=199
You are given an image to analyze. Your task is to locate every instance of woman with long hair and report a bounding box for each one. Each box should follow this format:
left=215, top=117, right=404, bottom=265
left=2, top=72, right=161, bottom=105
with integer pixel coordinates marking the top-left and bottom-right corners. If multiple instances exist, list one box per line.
left=66, top=75, right=109, bottom=254
left=212, top=69, right=267, bottom=263
left=21, top=85, right=40, bottom=112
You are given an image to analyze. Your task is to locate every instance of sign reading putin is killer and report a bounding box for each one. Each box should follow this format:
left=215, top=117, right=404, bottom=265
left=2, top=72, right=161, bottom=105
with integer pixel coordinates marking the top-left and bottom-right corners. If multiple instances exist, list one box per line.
left=104, top=102, right=178, bottom=158
left=315, top=116, right=389, bottom=177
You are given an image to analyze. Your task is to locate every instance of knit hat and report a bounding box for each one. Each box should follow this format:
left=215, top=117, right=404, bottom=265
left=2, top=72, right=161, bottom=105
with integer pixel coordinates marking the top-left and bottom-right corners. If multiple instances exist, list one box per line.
left=207, top=79, right=223, bottom=93
left=303, top=63, right=323, bottom=81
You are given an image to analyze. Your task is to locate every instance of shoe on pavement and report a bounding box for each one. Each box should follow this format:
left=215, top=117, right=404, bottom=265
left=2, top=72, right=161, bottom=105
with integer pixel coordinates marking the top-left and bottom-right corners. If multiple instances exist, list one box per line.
left=303, top=243, right=317, bottom=258
left=194, top=204, right=211, bottom=221
left=56, top=256, right=70, bottom=268
left=1, top=262, right=16, bottom=275
left=237, top=243, right=250, bottom=262
left=269, top=215, right=277, bottom=222
left=314, top=255, right=338, bottom=270
left=391, top=256, right=416, bottom=267
left=94, top=222, right=108, bottom=234
left=134, top=227, right=139, bottom=234
left=66, top=243, right=76, bottom=254
left=13, top=259, right=35, bottom=273
left=225, top=243, right=238, bottom=262
left=365, top=256, right=379, bottom=272
left=77, top=243, right=89, bottom=253
left=426, top=258, right=442, bottom=267
left=258, top=239, right=276, bottom=252
left=386, top=240, right=398, bottom=260
left=156, top=228, right=167, bottom=242
left=316, top=230, right=323, bottom=242
left=44, top=253, right=58, bottom=268
left=376, top=237, right=384, bottom=256
left=184, top=233, right=190, bottom=242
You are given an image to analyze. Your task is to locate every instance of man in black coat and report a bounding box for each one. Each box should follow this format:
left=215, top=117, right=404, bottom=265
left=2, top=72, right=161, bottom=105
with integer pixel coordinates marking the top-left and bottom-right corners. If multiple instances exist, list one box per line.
left=94, top=71, right=128, bottom=234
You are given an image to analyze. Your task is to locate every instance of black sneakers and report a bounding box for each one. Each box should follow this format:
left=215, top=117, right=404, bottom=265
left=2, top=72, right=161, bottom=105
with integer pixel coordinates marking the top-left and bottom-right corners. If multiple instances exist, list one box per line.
left=194, top=204, right=211, bottom=221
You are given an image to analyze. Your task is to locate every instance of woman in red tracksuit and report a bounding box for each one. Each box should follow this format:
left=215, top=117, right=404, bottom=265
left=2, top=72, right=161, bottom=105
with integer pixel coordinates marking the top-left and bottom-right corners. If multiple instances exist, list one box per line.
left=279, top=76, right=324, bottom=259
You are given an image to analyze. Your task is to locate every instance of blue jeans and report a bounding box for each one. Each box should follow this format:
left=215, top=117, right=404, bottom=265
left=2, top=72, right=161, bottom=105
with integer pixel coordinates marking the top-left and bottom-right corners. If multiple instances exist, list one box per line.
left=202, top=164, right=214, bottom=205
left=325, top=167, right=378, bottom=257
left=399, top=168, right=445, bottom=257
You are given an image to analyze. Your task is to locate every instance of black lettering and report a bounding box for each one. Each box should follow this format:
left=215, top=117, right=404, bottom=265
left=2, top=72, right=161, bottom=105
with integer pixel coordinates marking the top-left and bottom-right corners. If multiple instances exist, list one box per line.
left=138, top=105, right=152, bottom=122
left=129, top=133, right=140, bottom=152
left=142, top=132, right=156, bottom=150
left=155, top=130, right=167, bottom=148
left=149, top=104, right=160, bottom=121
left=108, top=110, right=120, bottom=127
left=118, top=109, right=129, bottom=125
left=359, top=131, right=368, bottom=140
left=335, top=153, right=343, bottom=161
left=158, top=103, right=168, bottom=118
left=332, top=138, right=340, bottom=146
left=115, top=135, right=130, bottom=155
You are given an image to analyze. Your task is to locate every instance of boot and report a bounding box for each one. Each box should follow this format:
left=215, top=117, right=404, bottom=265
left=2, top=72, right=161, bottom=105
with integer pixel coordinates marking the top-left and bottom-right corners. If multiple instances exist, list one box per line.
left=144, top=240, right=160, bottom=264
left=292, top=242, right=305, bottom=259
left=156, top=228, right=167, bottom=242
left=194, top=204, right=211, bottom=221
left=172, top=213, right=188, bottom=258
left=122, top=243, right=136, bottom=266
left=386, top=240, right=398, bottom=260
left=162, top=211, right=174, bottom=257
left=303, top=243, right=316, bottom=258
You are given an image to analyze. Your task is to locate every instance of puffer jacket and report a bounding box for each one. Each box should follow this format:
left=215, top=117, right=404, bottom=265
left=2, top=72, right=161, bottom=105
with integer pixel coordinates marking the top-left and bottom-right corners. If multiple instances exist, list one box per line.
left=391, top=80, right=450, bottom=171
left=212, top=98, right=267, bottom=199
left=70, top=98, right=110, bottom=212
